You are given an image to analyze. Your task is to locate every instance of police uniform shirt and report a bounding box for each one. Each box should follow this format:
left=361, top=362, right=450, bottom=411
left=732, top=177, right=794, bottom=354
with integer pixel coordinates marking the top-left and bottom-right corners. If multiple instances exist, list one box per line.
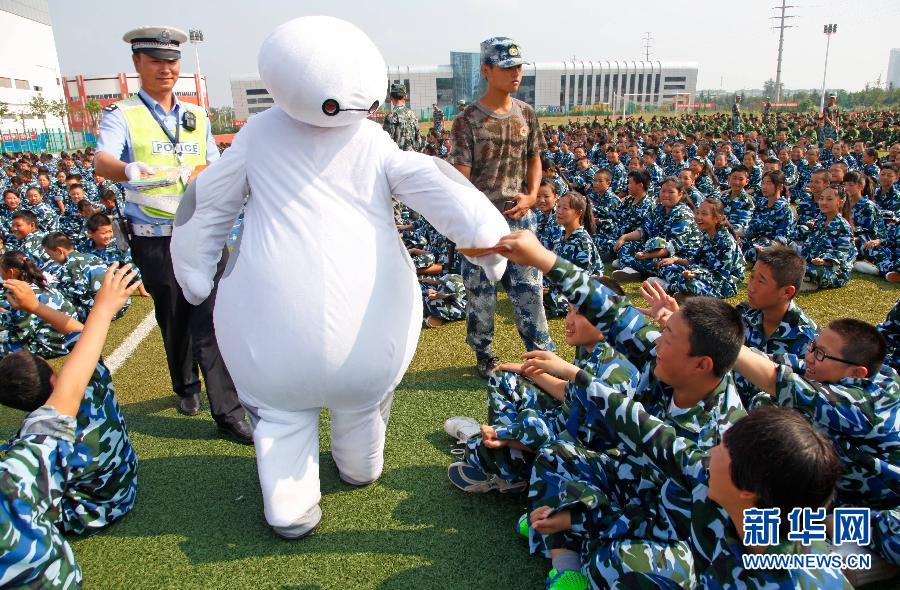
left=96, top=89, right=219, bottom=227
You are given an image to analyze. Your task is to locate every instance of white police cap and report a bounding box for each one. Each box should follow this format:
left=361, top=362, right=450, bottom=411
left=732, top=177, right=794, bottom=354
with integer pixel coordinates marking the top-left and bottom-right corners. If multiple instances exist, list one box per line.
left=123, top=26, right=188, bottom=60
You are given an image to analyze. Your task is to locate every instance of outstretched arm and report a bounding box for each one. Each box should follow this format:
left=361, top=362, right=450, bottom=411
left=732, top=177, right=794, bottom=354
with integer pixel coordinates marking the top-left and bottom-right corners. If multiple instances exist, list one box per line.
left=171, top=123, right=250, bottom=305
left=386, top=144, right=509, bottom=282
left=48, top=264, right=139, bottom=416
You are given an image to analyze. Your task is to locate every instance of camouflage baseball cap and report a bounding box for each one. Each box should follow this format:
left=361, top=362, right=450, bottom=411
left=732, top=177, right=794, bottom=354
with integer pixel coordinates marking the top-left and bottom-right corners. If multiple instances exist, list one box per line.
left=480, top=37, right=528, bottom=68
left=389, top=82, right=407, bottom=97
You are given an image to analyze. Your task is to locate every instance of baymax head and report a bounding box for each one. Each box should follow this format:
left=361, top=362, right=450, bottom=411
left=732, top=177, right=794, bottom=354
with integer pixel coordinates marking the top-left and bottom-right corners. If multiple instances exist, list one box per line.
left=258, top=16, right=387, bottom=128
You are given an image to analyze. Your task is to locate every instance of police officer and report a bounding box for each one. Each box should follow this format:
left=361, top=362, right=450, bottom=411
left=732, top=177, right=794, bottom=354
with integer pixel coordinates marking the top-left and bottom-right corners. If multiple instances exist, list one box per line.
left=93, top=26, right=252, bottom=444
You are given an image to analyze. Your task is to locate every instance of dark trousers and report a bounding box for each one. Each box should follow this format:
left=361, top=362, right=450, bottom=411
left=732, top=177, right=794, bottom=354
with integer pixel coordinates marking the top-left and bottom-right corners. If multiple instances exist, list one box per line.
left=130, top=236, right=245, bottom=426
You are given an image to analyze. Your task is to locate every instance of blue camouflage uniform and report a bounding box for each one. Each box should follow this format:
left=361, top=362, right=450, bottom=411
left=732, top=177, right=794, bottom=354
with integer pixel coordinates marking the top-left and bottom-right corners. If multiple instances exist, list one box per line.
left=875, top=184, right=900, bottom=224
left=527, top=260, right=749, bottom=584
left=50, top=251, right=114, bottom=322
left=0, top=284, right=78, bottom=359
left=852, top=197, right=887, bottom=263
left=587, top=188, right=621, bottom=263
left=422, top=273, right=467, bottom=323
left=750, top=359, right=900, bottom=565
left=743, top=197, right=797, bottom=262
left=803, top=215, right=856, bottom=289
left=719, top=190, right=755, bottom=236
left=616, top=202, right=701, bottom=276
left=0, top=407, right=82, bottom=589
left=695, top=174, right=717, bottom=200
left=545, top=227, right=603, bottom=317
left=734, top=301, right=818, bottom=405
left=534, top=209, right=564, bottom=253
left=878, top=300, right=900, bottom=372
left=464, top=340, right=639, bottom=485
left=660, top=227, right=745, bottom=298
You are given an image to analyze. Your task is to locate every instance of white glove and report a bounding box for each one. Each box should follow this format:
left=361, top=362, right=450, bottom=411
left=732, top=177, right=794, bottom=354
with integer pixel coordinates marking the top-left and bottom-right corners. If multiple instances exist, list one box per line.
left=124, top=161, right=154, bottom=181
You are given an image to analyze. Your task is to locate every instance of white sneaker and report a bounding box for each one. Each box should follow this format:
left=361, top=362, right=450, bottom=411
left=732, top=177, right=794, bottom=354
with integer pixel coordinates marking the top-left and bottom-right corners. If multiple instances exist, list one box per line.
left=853, top=260, right=880, bottom=275
left=647, top=276, right=670, bottom=290
left=611, top=260, right=621, bottom=269
left=444, top=416, right=481, bottom=443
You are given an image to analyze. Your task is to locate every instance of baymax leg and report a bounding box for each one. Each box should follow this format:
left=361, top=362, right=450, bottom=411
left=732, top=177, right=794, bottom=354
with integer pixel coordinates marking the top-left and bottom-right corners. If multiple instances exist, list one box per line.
left=330, top=400, right=390, bottom=487
left=246, top=404, right=323, bottom=538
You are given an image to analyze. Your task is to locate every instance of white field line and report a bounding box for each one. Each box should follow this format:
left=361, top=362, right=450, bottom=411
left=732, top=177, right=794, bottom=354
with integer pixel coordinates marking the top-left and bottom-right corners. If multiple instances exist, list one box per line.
left=106, top=311, right=157, bottom=375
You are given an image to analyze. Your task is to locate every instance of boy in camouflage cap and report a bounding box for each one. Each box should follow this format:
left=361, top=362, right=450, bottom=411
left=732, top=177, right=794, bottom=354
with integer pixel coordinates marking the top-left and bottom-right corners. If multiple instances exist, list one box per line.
left=449, top=36, right=555, bottom=378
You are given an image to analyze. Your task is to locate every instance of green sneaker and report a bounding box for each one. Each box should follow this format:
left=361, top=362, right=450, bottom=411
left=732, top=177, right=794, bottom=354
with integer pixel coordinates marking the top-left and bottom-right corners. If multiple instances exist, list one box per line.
left=517, top=513, right=529, bottom=538
left=545, top=568, right=588, bottom=590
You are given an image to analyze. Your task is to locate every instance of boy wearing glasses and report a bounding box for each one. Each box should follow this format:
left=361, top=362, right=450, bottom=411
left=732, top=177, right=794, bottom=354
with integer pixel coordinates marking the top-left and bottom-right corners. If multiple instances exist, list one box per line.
left=734, top=317, right=900, bottom=583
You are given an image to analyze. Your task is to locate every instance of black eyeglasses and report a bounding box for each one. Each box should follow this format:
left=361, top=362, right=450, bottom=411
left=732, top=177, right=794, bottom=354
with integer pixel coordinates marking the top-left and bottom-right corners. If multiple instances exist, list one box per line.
left=808, top=341, right=857, bottom=365
left=322, top=99, right=380, bottom=117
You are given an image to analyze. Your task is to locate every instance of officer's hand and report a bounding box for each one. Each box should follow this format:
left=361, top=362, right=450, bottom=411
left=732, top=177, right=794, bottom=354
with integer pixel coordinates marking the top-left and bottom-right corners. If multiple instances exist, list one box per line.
left=496, top=230, right=556, bottom=272
left=3, top=279, right=40, bottom=313
left=503, top=193, right=536, bottom=220
left=124, top=161, right=154, bottom=181
left=93, top=263, right=141, bottom=318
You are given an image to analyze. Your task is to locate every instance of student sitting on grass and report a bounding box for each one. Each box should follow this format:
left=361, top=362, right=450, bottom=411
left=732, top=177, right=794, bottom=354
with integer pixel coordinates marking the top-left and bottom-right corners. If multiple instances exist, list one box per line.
left=717, top=165, right=755, bottom=237
left=800, top=185, right=856, bottom=292
left=734, top=317, right=900, bottom=586
left=0, top=263, right=138, bottom=588
left=734, top=247, right=818, bottom=404
left=544, top=192, right=603, bottom=317
left=419, top=272, right=467, bottom=328
left=611, top=176, right=700, bottom=283
left=446, top=281, right=638, bottom=494
left=42, top=232, right=116, bottom=322
left=81, top=213, right=149, bottom=298
left=0, top=251, right=79, bottom=359
left=493, top=232, right=846, bottom=589
left=655, top=197, right=745, bottom=299
left=742, top=170, right=797, bottom=263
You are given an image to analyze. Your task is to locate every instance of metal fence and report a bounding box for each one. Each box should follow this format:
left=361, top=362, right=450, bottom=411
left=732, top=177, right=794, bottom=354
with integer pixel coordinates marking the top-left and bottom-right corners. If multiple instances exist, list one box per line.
left=0, top=129, right=97, bottom=154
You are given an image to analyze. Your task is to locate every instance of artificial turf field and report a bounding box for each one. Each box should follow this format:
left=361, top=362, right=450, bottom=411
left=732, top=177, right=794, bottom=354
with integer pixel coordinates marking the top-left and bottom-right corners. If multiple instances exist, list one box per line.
left=0, top=274, right=898, bottom=589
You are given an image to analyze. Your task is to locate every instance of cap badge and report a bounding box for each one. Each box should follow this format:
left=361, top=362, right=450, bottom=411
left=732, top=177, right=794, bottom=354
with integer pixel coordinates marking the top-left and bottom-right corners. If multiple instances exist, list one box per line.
left=508, top=46, right=519, bottom=57
left=157, top=30, right=171, bottom=43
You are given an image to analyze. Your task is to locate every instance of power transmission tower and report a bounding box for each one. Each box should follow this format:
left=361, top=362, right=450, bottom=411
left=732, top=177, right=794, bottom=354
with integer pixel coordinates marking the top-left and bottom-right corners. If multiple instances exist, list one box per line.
left=642, top=32, right=653, bottom=61
left=770, top=0, right=796, bottom=102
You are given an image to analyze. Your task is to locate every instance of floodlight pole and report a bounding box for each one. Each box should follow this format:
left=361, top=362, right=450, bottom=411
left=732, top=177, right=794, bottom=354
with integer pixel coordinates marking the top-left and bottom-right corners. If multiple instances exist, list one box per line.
left=820, top=24, right=837, bottom=111
left=189, top=29, right=205, bottom=108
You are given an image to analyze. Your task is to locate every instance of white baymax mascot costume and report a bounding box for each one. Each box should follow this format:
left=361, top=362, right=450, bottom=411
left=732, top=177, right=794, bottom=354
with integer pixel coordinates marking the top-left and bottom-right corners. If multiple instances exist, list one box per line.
left=170, top=16, right=509, bottom=539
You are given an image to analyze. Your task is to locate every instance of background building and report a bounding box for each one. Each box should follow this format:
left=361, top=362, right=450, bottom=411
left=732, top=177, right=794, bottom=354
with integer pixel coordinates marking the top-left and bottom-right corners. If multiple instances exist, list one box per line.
left=231, top=53, right=698, bottom=121
left=62, top=73, right=209, bottom=132
left=0, top=0, right=67, bottom=131
left=888, top=49, right=900, bottom=91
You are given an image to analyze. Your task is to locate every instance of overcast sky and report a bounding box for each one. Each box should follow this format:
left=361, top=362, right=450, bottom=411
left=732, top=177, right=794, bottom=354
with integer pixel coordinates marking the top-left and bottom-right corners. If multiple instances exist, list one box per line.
left=48, top=0, right=899, bottom=107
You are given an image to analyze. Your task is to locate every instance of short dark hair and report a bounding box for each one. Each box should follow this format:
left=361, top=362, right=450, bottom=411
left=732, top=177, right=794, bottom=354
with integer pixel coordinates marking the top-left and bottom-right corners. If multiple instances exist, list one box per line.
left=0, top=351, right=54, bottom=412
left=86, top=213, right=112, bottom=233
left=627, top=169, right=651, bottom=191
left=42, top=231, right=73, bottom=251
left=827, top=318, right=887, bottom=376
left=11, top=210, right=37, bottom=225
left=68, top=183, right=84, bottom=192
left=680, top=297, right=744, bottom=377
left=729, top=164, right=750, bottom=177
left=756, top=247, right=806, bottom=293
left=726, top=407, right=842, bottom=523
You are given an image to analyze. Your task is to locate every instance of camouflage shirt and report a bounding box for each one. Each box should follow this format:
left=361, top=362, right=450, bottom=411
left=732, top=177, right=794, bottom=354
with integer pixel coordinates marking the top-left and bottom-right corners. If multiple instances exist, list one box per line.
left=0, top=407, right=82, bottom=588
left=383, top=105, right=422, bottom=152
left=449, top=99, right=546, bottom=211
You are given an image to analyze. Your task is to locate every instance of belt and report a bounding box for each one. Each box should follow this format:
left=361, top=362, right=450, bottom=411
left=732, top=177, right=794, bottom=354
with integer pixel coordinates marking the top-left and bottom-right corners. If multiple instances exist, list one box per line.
left=131, top=223, right=173, bottom=237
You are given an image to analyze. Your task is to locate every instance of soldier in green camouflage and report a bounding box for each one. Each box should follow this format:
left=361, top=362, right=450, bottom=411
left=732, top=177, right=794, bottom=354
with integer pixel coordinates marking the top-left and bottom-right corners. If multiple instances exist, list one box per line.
left=383, top=83, right=422, bottom=152
left=0, top=263, right=139, bottom=589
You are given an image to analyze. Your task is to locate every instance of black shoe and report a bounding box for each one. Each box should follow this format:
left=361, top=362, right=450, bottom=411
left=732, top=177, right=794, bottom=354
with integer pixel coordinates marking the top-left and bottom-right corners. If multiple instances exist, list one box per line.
left=177, top=393, right=201, bottom=416
left=217, top=420, right=254, bottom=445
left=475, top=356, right=500, bottom=380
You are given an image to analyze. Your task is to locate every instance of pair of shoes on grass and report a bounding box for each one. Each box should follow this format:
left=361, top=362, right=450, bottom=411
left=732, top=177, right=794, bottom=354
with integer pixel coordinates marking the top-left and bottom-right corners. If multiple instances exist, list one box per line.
left=443, top=417, right=525, bottom=493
